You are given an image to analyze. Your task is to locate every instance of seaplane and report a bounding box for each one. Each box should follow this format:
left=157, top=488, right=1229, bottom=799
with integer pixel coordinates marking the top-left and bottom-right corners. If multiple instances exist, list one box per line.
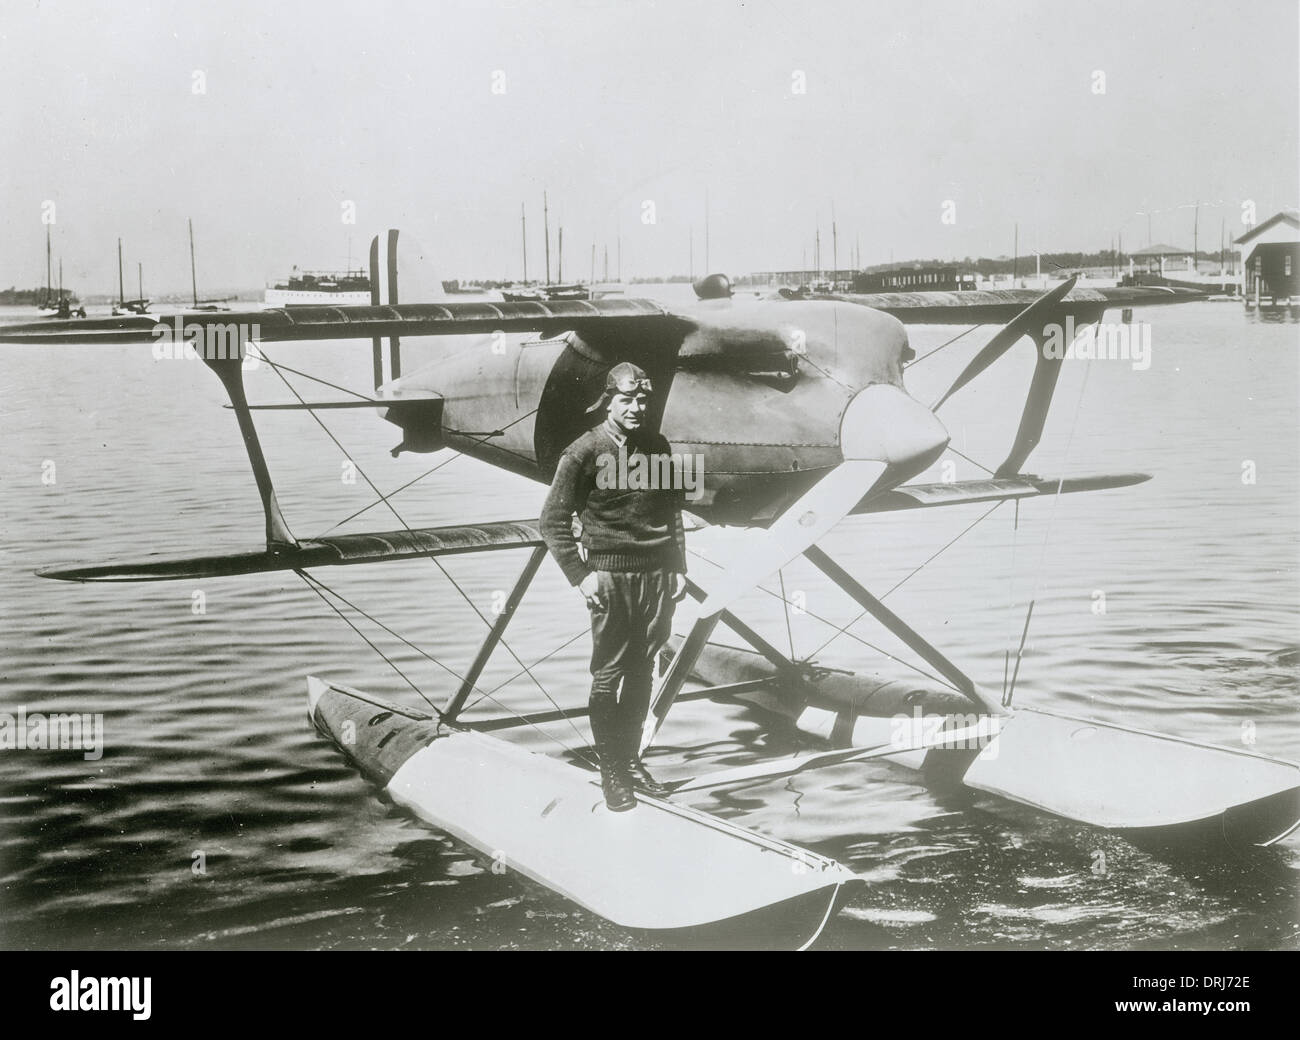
left=3, top=228, right=1297, bottom=950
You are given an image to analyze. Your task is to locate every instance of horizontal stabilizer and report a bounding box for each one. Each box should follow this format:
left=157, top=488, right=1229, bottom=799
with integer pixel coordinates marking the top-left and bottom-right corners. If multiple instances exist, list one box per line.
left=39, top=519, right=543, bottom=582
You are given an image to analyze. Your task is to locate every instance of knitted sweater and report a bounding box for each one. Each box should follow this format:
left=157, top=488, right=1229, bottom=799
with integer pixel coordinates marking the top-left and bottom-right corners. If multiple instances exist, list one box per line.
left=540, top=424, right=687, bottom=586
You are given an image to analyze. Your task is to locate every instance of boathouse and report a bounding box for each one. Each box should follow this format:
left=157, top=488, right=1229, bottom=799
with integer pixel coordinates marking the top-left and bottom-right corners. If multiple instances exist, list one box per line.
left=1235, top=210, right=1299, bottom=306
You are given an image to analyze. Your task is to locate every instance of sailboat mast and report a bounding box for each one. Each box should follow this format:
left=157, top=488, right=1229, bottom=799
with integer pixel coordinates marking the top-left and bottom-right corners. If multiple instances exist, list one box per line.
left=521, top=203, right=528, bottom=284
left=831, top=201, right=838, bottom=283
left=118, top=239, right=125, bottom=305
left=704, top=188, right=710, bottom=272
left=138, top=262, right=143, bottom=300
left=1193, top=201, right=1199, bottom=274
left=543, top=191, right=551, bottom=285
left=46, top=226, right=52, bottom=304
left=190, top=219, right=199, bottom=306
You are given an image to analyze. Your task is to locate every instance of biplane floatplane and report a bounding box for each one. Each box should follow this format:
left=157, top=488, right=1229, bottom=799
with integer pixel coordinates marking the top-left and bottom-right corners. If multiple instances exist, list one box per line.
left=3, top=229, right=1298, bottom=949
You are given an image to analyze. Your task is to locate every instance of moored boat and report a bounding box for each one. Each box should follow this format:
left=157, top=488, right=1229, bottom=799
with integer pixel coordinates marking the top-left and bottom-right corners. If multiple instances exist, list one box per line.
left=265, top=268, right=371, bottom=306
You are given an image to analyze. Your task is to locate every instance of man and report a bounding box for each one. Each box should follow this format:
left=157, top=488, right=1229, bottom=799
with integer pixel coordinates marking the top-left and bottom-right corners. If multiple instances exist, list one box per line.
left=539, top=362, right=687, bottom=811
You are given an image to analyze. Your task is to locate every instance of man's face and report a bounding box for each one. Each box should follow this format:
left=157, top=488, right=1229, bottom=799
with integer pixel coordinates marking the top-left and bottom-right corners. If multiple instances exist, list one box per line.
left=607, top=389, right=649, bottom=433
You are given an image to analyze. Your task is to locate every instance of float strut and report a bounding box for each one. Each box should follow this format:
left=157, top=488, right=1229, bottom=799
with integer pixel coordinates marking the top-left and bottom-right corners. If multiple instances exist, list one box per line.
left=444, top=545, right=547, bottom=722
left=803, top=544, right=1004, bottom=716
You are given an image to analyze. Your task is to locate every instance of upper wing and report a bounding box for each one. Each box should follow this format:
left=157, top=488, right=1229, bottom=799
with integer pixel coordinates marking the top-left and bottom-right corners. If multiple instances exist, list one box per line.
left=824, top=286, right=1205, bottom=324
left=0, top=298, right=689, bottom=346
left=0, top=285, right=1203, bottom=347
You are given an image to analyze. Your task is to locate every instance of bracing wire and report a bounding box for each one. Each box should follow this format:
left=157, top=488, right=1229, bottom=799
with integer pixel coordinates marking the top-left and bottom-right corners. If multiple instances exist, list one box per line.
left=685, top=546, right=962, bottom=694
left=296, top=569, right=596, bottom=766
left=460, top=626, right=592, bottom=714
left=258, top=347, right=592, bottom=755
left=802, top=500, right=1007, bottom=664
left=295, top=570, right=442, bottom=715
left=299, top=569, right=472, bottom=691
left=945, top=444, right=995, bottom=476
left=905, top=324, right=981, bottom=368
left=254, top=357, right=376, bottom=402
left=314, top=406, right=539, bottom=536
left=777, top=569, right=797, bottom=661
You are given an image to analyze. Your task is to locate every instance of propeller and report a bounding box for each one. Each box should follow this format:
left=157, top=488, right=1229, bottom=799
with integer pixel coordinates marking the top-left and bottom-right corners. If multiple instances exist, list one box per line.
left=641, top=383, right=949, bottom=751
left=692, top=385, right=948, bottom=619
left=931, top=275, right=1077, bottom=411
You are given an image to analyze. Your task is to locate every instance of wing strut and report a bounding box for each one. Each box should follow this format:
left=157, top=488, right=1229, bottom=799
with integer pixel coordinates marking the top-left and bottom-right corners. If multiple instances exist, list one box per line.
left=203, top=352, right=296, bottom=550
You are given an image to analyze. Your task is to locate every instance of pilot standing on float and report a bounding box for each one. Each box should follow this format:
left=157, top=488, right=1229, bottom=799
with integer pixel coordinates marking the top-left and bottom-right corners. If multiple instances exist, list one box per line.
left=540, top=362, right=687, bottom=811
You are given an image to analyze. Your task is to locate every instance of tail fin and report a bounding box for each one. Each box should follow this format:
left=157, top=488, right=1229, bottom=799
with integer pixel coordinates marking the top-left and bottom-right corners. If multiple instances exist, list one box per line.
left=368, top=229, right=449, bottom=389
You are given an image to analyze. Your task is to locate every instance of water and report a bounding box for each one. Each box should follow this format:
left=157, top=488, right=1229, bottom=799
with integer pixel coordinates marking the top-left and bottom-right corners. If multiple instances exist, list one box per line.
left=1, top=295, right=1297, bottom=949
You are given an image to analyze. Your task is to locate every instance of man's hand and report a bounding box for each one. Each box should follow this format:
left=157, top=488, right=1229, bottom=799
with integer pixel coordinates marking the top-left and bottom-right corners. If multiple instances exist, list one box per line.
left=579, top=572, right=605, bottom=612
left=671, top=572, right=688, bottom=601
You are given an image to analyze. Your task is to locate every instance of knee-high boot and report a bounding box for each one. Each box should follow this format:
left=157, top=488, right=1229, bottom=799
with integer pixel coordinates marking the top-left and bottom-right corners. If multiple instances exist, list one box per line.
left=617, top=674, right=669, bottom=797
left=589, top=695, right=636, bottom=811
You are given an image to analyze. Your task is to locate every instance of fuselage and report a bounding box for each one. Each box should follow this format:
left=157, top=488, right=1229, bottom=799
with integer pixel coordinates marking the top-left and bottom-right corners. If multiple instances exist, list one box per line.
left=386, top=298, right=919, bottom=525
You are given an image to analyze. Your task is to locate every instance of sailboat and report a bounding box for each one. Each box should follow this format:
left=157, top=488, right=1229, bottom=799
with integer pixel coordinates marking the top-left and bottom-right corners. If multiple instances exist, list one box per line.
left=189, top=219, right=232, bottom=311
left=500, top=193, right=589, bottom=302
left=44, top=258, right=86, bottom=319
left=38, top=227, right=58, bottom=311
left=111, top=238, right=149, bottom=315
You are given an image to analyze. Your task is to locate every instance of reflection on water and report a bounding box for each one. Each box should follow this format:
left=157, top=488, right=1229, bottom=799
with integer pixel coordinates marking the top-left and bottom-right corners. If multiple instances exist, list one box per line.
left=0, top=297, right=1296, bottom=949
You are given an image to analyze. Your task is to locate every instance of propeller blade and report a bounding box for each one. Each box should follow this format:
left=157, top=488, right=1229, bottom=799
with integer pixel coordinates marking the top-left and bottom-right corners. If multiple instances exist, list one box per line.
left=696, top=384, right=948, bottom=620
left=692, top=460, right=889, bottom=620
left=641, top=384, right=949, bottom=752
left=932, top=275, right=1077, bottom=411
left=993, top=342, right=1070, bottom=478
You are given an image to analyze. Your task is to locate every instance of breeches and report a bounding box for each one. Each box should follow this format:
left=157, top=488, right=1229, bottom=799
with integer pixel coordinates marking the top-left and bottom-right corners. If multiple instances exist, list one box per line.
left=588, top=569, right=675, bottom=725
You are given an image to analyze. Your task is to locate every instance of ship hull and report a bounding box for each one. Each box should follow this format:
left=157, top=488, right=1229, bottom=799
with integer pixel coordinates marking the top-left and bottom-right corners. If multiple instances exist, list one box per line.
left=264, top=289, right=372, bottom=306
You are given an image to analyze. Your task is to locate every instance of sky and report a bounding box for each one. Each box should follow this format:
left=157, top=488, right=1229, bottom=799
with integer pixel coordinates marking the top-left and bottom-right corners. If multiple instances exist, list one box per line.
left=1, top=0, right=1296, bottom=294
